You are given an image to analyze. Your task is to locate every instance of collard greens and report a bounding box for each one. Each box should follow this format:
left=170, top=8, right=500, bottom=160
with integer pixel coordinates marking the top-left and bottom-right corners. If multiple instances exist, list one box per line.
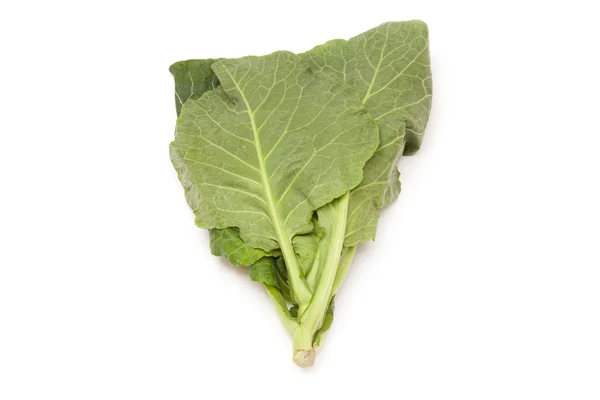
left=169, top=20, right=432, bottom=367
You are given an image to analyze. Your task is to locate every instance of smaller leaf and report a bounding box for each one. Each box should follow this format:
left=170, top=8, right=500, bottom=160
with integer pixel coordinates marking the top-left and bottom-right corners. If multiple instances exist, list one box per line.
left=169, top=59, right=220, bottom=116
left=210, top=228, right=279, bottom=267
left=250, top=256, right=293, bottom=304
left=292, top=218, right=321, bottom=277
left=274, top=257, right=293, bottom=303
left=249, top=257, right=278, bottom=286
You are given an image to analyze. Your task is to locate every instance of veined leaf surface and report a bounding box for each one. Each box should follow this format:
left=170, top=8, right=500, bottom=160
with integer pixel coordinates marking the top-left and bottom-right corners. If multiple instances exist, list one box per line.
left=170, top=51, right=378, bottom=253
left=170, top=21, right=432, bottom=247
left=210, top=227, right=280, bottom=266
left=303, top=20, right=432, bottom=245
left=169, top=59, right=219, bottom=116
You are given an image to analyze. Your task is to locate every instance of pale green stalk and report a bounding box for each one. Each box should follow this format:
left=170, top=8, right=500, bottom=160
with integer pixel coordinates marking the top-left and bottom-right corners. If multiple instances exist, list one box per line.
left=291, top=193, right=350, bottom=366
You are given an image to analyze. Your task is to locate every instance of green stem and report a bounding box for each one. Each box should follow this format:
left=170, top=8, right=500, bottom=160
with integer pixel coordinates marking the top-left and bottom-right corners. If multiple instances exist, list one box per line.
left=278, top=235, right=311, bottom=307
left=298, top=192, right=349, bottom=338
left=289, top=193, right=356, bottom=367
left=264, top=285, right=298, bottom=335
left=331, top=245, right=357, bottom=298
left=311, top=246, right=357, bottom=352
left=305, top=250, right=321, bottom=291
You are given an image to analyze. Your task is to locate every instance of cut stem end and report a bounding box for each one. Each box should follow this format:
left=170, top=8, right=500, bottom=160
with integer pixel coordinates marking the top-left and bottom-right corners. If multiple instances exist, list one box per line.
left=293, top=349, right=315, bottom=368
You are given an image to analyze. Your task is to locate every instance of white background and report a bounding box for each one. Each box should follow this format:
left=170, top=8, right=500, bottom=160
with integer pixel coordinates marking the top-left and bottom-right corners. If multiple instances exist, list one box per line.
left=1, top=1, right=599, bottom=399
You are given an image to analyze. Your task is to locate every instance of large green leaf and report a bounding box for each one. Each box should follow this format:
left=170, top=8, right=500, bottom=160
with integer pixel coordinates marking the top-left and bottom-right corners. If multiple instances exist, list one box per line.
left=304, top=21, right=431, bottom=155
left=303, top=20, right=432, bottom=245
left=168, top=25, right=432, bottom=364
left=171, top=51, right=378, bottom=250
left=170, top=51, right=379, bottom=303
left=169, top=21, right=432, bottom=248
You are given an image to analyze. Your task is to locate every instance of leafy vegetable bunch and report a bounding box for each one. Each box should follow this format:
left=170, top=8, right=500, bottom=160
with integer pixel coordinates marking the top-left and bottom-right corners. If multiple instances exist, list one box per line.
left=169, top=20, right=432, bottom=367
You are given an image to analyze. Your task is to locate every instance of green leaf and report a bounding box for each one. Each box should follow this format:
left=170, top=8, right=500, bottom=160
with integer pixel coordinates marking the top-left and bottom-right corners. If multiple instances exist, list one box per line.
left=304, top=21, right=432, bottom=155
left=168, top=23, right=433, bottom=366
left=264, top=284, right=297, bottom=334
left=303, top=20, right=432, bottom=245
left=274, top=256, right=292, bottom=303
left=171, top=51, right=378, bottom=249
left=169, top=60, right=224, bottom=259
left=169, top=21, right=432, bottom=247
left=249, top=256, right=291, bottom=301
left=211, top=222, right=320, bottom=280
left=291, top=217, right=323, bottom=279
left=209, top=227, right=270, bottom=266
left=250, top=258, right=298, bottom=334
left=382, top=167, right=401, bottom=208
left=170, top=51, right=379, bottom=304
left=249, top=257, right=279, bottom=286
left=170, top=59, right=219, bottom=116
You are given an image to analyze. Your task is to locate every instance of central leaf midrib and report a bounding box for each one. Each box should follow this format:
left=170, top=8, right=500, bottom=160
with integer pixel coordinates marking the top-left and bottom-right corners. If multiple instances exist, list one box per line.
left=224, top=68, right=311, bottom=305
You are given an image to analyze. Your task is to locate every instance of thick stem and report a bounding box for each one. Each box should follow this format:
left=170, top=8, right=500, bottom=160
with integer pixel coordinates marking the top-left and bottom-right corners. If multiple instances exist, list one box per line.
left=292, top=325, right=316, bottom=367
left=278, top=236, right=312, bottom=307
left=305, top=250, right=321, bottom=291
left=298, top=193, right=349, bottom=336
left=290, top=193, right=351, bottom=367
left=331, top=245, right=357, bottom=298
left=310, top=246, right=356, bottom=352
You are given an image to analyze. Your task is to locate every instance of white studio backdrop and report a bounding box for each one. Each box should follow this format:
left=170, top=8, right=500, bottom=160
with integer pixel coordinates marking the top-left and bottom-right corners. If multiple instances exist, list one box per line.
left=0, top=1, right=599, bottom=399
